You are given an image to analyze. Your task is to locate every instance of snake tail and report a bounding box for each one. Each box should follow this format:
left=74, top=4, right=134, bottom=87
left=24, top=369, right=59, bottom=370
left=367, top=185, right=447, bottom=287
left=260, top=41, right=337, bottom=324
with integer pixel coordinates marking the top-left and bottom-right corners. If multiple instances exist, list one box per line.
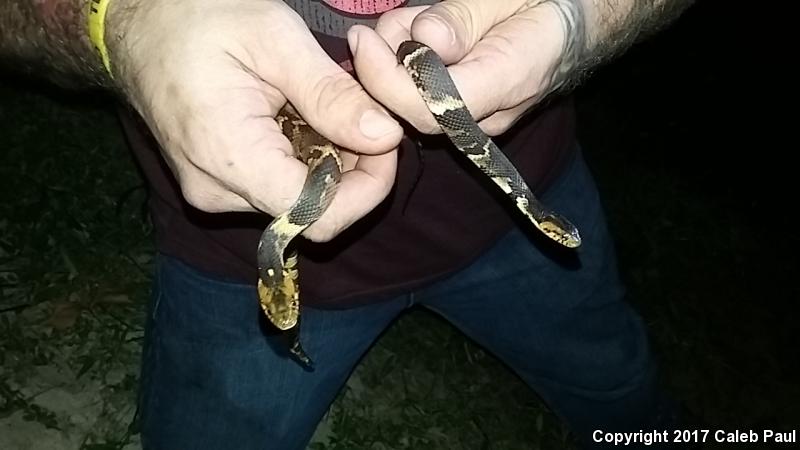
left=284, top=324, right=314, bottom=370
left=397, top=40, right=582, bottom=249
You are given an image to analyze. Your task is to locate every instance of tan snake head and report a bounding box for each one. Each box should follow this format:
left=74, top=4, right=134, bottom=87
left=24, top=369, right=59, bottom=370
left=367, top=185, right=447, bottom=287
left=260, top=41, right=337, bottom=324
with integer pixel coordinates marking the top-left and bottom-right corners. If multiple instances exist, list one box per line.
left=257, top=253, right=300, bottom=330
left=540, top=219, right=582, bottom=248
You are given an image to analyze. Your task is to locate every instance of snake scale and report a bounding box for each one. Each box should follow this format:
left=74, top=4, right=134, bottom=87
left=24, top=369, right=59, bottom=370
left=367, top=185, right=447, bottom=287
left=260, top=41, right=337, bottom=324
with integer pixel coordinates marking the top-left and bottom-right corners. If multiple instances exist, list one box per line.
left=257, top=41, right=582, bottom=369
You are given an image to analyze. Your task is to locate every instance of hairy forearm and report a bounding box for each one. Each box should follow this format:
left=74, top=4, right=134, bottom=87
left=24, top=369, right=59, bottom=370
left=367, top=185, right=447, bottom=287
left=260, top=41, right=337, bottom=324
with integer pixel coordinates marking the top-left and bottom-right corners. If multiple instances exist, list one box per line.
left=0, top=0, right=112, bottom=87
left=548, top=0, right=696, bottom=89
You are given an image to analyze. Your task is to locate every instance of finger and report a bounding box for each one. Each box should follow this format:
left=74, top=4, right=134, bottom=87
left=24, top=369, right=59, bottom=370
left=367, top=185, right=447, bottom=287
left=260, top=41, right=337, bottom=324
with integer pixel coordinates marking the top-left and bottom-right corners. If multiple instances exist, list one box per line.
left=265, top=18, right=403, bottom=155
left=410, top=0, right=528, bottom=63
left=303, top=149, right=398, bottom=242
left=446, top=5, right=566, bottom=116
left=206, top=114, right=315, bottom=216
left=373, top=5, right=426, bottom=43
left=350, top=20, right=532, bottom=134
left=477, top=98, right=536, bottom=136
left=338, top=150, right=359, bottom=172
left=349, top=24, right=442, bottom=134
left=420, top=5, right=565, bottom=126
left=171, top=165, right=256, bottom=213
left=137, top=71, right=309, bottom=216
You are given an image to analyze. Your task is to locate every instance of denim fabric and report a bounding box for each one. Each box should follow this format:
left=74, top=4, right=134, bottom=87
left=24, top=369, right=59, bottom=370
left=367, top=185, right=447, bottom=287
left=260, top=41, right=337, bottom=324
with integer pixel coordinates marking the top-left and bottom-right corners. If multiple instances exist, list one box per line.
left=139, top=151, right=674, bottom=450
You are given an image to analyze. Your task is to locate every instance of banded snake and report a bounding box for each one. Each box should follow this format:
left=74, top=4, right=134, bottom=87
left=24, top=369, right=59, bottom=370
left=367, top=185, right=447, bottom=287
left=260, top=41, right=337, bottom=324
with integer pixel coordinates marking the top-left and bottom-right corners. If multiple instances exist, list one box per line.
left=257, top=41, right=581, bottom=369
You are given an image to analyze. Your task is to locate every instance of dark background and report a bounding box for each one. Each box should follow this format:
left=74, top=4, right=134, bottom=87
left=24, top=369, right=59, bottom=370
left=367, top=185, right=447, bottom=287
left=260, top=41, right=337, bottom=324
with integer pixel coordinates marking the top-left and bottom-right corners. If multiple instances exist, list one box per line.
left=1, top=0, right=796, bottom=448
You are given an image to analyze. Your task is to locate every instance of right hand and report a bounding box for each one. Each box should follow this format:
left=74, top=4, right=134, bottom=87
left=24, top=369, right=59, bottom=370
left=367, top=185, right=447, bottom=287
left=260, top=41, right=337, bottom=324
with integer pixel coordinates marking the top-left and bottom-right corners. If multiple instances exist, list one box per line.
left=106, top=0, right=403, bottom=241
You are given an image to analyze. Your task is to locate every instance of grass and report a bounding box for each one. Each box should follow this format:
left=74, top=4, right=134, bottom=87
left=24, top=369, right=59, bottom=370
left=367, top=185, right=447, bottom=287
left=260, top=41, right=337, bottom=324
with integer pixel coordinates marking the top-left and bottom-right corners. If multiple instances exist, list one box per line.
left=1, top=2, right=797, bottom=449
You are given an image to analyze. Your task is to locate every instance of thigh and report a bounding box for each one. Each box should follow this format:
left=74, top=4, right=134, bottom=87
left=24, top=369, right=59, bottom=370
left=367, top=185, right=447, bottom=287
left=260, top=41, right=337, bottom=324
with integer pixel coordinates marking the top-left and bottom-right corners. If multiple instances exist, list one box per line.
left=419, top=151, right=670, bottom=445
left=138, top=255, right=405, bottom=450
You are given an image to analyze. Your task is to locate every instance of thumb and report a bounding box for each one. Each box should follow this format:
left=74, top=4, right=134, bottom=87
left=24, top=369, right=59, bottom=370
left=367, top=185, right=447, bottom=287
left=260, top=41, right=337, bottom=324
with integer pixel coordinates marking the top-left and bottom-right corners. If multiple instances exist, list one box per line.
left=411, top=0, right=528, bottom=64
left=276, top=39, right=403, bottom=155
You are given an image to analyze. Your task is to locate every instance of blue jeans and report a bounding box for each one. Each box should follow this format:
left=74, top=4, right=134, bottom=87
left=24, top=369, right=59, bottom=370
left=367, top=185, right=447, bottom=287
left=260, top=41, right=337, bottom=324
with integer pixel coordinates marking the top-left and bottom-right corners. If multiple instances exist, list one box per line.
left=139, top=151, right=675, bottom=449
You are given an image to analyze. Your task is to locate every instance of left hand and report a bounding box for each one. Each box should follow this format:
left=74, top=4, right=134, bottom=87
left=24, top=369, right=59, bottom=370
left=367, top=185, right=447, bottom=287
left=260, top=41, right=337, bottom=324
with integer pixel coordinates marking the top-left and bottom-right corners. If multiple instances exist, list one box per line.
left=348, top=0, right=577, bottom=136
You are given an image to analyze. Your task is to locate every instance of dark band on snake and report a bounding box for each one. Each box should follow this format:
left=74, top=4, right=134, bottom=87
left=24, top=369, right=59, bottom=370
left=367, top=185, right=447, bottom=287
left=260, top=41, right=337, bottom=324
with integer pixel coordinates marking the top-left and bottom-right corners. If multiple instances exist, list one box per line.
left=257, top=42, right=581, bottom=369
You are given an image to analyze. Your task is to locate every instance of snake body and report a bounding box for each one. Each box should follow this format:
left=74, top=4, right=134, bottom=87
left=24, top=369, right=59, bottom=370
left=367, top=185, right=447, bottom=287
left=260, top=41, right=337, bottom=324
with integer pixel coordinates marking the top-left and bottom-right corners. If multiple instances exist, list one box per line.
left=396, top=41, right=582, bottom=249
left=257, top=105, right=342, bottom=368
left=258, top=42, right=581, bottom=369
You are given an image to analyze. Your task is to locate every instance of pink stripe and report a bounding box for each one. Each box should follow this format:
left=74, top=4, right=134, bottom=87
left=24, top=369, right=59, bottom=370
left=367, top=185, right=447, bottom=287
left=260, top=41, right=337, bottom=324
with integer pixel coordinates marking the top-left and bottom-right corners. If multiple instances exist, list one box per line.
left=321, top=0, right=406, bottom=15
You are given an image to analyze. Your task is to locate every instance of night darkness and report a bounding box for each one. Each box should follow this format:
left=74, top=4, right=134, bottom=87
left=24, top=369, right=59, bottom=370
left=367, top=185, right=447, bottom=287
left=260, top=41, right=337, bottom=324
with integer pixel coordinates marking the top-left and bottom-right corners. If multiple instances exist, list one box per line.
left=0, top=0, right=796, bottom=448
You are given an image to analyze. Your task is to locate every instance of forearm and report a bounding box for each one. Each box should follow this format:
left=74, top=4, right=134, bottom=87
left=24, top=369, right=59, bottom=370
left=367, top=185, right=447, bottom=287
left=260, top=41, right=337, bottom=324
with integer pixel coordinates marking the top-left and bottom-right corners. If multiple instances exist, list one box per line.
left=550, top=0, right=696, bottom=89
left=0, top=0, right=116, bottom=88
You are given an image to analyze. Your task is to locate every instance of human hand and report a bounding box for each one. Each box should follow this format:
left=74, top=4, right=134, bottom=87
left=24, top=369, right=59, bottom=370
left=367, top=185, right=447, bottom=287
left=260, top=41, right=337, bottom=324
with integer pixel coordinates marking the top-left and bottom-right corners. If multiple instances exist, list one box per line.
left=106, top=0, right=403, bottom=241
left=348, top=0, right=582, bottom=136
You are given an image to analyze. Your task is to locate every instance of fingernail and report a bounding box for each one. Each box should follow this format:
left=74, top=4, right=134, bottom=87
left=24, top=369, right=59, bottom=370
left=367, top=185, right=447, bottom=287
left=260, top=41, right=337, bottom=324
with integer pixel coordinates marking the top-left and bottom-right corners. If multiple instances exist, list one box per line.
left=359, top=109, right=397, bottom=140
left=347, top=28, right=359, bottom=55
left=420, top=13, right=456, bottom=46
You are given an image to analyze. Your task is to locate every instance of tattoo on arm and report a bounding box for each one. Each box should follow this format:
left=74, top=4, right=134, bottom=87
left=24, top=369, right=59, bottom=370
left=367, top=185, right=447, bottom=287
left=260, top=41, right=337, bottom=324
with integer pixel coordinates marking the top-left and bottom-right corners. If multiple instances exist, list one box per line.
left=0, top=0, right=109, bottom=87
left=544, top=0, right=696, bottom=92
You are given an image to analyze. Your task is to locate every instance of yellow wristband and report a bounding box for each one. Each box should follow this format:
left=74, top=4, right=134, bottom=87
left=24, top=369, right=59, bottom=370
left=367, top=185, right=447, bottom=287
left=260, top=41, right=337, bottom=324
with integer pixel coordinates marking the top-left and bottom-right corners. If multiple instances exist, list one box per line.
left=88, top=0, right=113, bottom=77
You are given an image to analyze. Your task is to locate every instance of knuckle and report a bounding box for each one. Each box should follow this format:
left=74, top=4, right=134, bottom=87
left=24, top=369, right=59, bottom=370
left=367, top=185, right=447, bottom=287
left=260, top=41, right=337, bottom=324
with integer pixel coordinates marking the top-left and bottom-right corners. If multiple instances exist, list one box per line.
left=181, top=184, right=221, bottom=213
left=311, top=73, right=363, bottom=113
left=305, top=221, right=340, bottom=243
left=445, top=2, right=475, bottom=27
left=433, top=2, right=480, bottom=44
left=481, top=120, right=509, bottom=137
left=374, top=13, right=395, bottom=33
left=411, top=115, right=441, bottom=135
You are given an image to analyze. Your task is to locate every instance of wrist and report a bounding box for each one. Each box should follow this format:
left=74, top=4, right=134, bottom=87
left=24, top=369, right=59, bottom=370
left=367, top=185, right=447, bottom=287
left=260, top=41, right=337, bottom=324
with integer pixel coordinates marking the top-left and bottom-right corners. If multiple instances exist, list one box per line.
left=542, top=0, right=639, bottom=91
left=538, top=0, right=589, bottom=93
left=555, top=0, right=695, bottom=86
left=90, top=0, right=140, bottom=91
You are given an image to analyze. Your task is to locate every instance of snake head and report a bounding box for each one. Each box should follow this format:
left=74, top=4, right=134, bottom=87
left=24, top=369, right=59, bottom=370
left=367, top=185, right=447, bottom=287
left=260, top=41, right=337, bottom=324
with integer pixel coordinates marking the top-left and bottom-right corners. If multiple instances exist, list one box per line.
left=540, top=213, right=582, bottom=249
left=258, top=256, right=300, bottom=330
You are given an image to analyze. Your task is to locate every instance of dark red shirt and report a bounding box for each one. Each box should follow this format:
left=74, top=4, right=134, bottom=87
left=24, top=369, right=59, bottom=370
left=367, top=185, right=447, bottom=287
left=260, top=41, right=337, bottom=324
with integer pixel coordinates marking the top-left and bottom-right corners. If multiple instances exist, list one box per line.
left=119, top=5, right=577, bottom=308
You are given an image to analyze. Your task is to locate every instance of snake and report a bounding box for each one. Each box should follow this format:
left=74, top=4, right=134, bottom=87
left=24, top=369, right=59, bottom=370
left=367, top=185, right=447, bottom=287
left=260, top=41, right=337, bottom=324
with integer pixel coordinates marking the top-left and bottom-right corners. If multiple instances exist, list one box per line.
left=257, top=41, right=582, bottom=369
